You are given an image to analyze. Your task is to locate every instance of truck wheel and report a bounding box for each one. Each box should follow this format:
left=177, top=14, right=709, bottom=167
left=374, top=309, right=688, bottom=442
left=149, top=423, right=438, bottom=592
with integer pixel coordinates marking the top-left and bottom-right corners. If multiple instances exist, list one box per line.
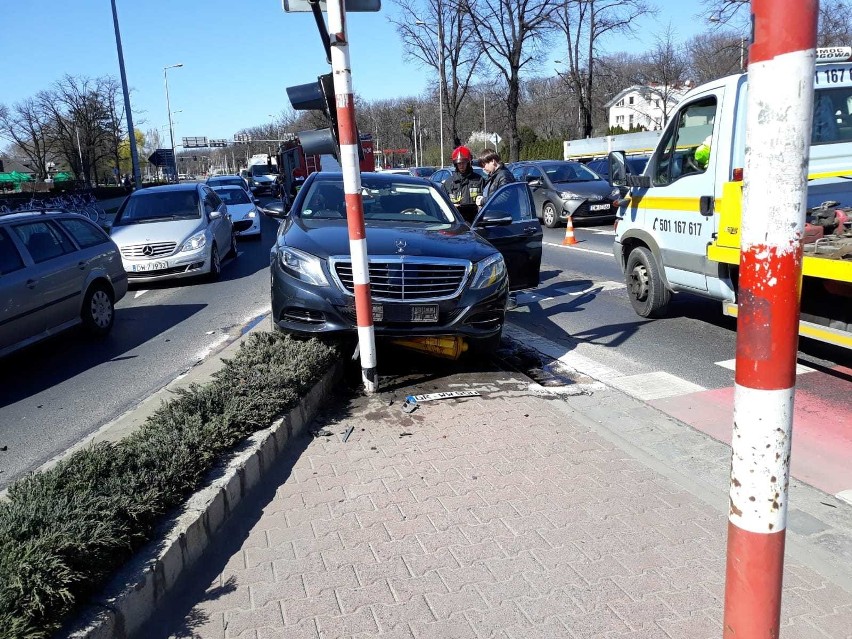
left=625, top=246, right=670, bottom=318
left=542, top=202, right=559, bottom=228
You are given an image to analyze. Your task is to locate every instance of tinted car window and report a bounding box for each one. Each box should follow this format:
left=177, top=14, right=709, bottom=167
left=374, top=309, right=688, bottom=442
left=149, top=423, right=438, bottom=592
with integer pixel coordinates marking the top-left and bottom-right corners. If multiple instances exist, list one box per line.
left=58, top=218, right=109, bottom=248
left=213, top=188, right=251, bottom=205
left=486, top=183, right=534, bottom=221
left=13, top=221, right=76, bottom=263
left=0, top=228, right=25, bottom=274
left=115, top=191, right=201, bottom=224
left=542, top=162, right=600, bottom=182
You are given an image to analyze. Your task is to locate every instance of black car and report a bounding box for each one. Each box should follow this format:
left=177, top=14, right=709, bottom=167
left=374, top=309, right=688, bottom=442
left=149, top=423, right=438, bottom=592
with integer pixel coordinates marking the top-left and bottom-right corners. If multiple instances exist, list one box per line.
left=585, top=155, right=650, bottom=182
left=509, top=160, right=621, bottom=227
left=267, top=172, right=542, bottom=352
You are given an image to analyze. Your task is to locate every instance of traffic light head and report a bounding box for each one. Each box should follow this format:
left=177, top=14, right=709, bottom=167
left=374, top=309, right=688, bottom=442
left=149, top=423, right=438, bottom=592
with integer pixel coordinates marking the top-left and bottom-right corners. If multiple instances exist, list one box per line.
left=287, top=74, right=339, bottom=157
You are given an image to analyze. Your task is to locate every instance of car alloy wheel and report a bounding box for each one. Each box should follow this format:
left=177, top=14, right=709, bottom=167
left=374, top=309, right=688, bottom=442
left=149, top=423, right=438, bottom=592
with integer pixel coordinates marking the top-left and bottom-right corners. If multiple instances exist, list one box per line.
left=81, top=284, right=115, bottom=336
left=542, top=202, right=559, bottom=228
left=209, top=244, right=222, bottom=281
left=230, top=232, right=238, bottom=257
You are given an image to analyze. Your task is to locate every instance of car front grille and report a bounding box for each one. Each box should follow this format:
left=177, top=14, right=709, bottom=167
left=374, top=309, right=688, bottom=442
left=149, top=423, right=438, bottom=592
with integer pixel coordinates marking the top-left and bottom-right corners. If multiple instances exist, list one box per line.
left=120, top=241, right=177, bottom=259
left=331, top=257, right=470, bottom=302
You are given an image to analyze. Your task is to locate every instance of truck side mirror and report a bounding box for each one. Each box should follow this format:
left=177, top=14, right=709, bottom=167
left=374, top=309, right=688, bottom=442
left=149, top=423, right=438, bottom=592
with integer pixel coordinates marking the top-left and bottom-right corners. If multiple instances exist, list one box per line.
left=608, top=151, right=628, bottom=187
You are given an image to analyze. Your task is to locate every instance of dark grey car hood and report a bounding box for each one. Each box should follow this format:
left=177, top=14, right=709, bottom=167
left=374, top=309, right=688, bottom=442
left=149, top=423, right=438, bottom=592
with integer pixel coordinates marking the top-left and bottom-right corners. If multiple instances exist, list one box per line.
left=552, top=179, right=614, bottom=197
left=280, top=218, right=499, bottom=262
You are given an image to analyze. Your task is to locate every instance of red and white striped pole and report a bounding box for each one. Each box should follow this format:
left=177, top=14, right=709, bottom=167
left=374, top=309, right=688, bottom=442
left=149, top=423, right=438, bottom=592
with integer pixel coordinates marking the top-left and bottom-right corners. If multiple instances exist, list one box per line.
left=723, top=1, right=817, bottom=636
left=327, top=0, right=378, bottom=393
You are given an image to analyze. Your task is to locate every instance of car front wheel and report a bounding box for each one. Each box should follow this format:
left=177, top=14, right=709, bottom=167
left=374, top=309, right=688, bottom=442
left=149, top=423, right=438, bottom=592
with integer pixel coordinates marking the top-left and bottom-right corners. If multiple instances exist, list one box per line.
left=81, top=284, right=115, bottom=337
left=542, top=201, right=560, bottom=228
left=208, top=244, right=222, bottom=281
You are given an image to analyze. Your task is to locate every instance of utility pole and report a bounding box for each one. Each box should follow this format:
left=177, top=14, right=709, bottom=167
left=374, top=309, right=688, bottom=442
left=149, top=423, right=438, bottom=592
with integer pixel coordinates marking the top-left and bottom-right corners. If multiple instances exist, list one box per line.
left=110, top=0, right=141, bottom=189
left=723, top=1, right=817, bottom=637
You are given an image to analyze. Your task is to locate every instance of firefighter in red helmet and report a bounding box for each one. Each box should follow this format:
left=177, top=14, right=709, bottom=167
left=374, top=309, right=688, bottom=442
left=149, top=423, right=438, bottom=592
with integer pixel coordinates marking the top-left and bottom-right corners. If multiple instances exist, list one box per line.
left=442, top=145, right=483, bottom=223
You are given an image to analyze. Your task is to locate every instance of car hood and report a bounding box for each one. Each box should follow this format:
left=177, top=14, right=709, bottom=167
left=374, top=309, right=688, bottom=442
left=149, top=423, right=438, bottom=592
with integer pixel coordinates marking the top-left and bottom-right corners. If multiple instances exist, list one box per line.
left=552, top=180, right=614, bottom=197
left=226, top=203, right=256, bottom=218
left=281, top=219, right=498, bottom=263
left=110, top=218, right=205, bottom=246
left=253, top=174, right=276, bottom=183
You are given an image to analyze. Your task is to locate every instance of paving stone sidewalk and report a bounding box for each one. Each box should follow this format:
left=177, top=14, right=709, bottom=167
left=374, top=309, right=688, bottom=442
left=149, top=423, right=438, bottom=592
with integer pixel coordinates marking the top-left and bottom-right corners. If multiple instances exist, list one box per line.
left=148, top=370, right=852, bottom=639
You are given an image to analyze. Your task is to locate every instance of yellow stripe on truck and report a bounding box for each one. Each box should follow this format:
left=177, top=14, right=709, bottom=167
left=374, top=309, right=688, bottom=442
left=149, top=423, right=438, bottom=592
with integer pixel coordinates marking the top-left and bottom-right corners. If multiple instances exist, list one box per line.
left=627, top=196, right=705, bottom=212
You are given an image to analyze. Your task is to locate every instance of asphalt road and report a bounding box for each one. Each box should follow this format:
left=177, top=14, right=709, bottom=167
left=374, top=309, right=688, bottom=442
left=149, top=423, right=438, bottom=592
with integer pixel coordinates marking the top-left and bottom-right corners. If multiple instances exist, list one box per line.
left=1, top=212, right=849, bottom=492
left=0, top=200, right=280, bottom=490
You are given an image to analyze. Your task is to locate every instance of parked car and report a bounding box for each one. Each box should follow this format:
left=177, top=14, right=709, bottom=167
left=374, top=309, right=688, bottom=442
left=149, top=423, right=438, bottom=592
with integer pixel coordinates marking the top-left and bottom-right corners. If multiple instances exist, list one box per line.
left=0, top=210, right=127, bottom=358
left=266, top=172, right=542, bottom=352
left=211, top=185, right=260, bottom=238
left=207, top=174, right=252, bottom=195
left=408, top=166, right=438, bottom=178
left=509, top=160, right=620, bottom=227
left=109, top=183, right=237, bottom=283
left=585, top=155, right=650, bottom=182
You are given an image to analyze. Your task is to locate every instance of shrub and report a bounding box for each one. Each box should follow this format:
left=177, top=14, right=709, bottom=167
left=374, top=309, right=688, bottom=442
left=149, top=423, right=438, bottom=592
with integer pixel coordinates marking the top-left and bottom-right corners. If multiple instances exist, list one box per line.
left=0, top=332, right=338, bottom=639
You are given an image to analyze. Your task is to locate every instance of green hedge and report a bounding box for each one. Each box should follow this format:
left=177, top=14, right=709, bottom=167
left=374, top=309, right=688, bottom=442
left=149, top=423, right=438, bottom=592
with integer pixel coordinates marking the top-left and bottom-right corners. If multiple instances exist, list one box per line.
left=0, top=332, right=339, bottom=639
left=519, top=139, right=564, bottom=161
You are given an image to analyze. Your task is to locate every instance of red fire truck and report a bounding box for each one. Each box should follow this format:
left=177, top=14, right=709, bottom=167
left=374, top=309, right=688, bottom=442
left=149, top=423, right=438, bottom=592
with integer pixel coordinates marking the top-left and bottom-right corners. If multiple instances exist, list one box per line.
left=276, top=134, right=375, bottom=200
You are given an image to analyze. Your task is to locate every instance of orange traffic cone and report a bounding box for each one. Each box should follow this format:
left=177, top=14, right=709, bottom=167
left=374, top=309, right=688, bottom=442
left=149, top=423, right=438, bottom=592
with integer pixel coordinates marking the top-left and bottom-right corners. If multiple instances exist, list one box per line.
left=562, top=215, right=578, bottom=246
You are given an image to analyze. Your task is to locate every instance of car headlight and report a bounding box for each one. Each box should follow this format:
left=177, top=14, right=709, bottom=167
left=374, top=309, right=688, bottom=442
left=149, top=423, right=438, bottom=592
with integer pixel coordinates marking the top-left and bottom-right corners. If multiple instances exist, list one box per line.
left=246, top=209, right=257, bottom=218
left=610, top=188, right=620, bottom=199
left=560, top=191, right=582, bottom=200
left=179, top=231, right=207, bottom=253
left=277, top=246, right=329, bottom=286
left=470, top=253, right=506, bottom=290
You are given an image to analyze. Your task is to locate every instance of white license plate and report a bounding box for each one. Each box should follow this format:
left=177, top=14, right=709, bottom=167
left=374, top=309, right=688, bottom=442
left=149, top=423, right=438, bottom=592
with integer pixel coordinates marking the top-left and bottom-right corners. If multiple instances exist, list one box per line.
left=132, top=261, right=167, bottom=272
left=589, top=203, right=611, bottom=211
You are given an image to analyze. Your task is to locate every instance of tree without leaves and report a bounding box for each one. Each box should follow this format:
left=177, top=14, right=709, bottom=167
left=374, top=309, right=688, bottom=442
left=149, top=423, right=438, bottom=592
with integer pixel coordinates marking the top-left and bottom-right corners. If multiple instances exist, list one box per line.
left=0, top=98, right=55, bottom=179
left=390, top=0, right=478, bottom=160
left=457, top=0, right=559, bottom=162
left=553, top=0, right=655, bottom=139
left=686, top=30, right=746, bottom=83
left=637, top=26, right=691, bottom=129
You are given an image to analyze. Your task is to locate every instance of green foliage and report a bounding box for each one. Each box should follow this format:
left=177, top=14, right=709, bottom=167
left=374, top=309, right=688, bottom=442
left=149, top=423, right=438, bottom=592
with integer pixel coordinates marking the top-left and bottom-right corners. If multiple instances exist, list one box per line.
left=606, top=124, right=648, bottom=135
left=0, top=333, right=338, bottom=639
left=519, top=139, right=565, bottom=161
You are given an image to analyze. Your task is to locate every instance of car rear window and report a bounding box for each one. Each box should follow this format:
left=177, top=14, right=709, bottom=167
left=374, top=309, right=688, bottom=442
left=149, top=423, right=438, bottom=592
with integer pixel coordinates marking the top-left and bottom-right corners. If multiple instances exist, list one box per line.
left=115, top=190, right=201, bottom=225
left=58, top=218, right=110, bottom=248
left=213, top=188, right=251, bottom=205
left=12, top=220, right=76, bottom=263
left=0, top=228, right=25, bottom=274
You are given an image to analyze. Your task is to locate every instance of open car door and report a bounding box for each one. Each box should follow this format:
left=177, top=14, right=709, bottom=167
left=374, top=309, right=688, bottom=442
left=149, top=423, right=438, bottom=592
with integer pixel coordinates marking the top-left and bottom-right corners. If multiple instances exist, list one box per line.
left=473, top=182, right=542, bottom=291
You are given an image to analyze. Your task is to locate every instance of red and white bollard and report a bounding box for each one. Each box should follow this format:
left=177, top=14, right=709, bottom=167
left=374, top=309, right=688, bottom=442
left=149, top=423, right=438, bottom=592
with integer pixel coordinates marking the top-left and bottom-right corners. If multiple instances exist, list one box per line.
left=723, top=1, right=818, bottom=636
left=327, top=0, right=378, bottom=393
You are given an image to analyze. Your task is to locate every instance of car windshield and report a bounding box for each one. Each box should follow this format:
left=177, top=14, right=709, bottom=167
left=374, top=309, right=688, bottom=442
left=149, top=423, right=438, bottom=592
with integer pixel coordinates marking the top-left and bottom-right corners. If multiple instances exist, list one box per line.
left=213, top=188, right=251, bottom=205
left=251, top=165, right=277, bottom=176
left=114, top=190, right=201, bottom=225
left=211, top=178, right=242, bottom=187
left=541, top=162, right=601, bottom=183
left=299, top=178, right=458, bottom=224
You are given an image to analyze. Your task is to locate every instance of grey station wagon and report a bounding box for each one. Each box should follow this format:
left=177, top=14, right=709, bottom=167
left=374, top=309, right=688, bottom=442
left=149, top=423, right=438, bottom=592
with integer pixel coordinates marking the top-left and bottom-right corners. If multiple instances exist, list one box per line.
left=0, top=210, right=128, bottom=358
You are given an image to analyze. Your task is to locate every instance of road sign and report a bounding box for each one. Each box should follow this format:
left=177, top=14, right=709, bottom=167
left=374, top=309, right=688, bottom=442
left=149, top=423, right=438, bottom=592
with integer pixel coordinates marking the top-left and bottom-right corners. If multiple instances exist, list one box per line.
left=182, top=136, right=209, bottom=148
left=282, top=0, right=380, bottom=11
left=489, top=133, right=502, bottom=146
left=147, top=148, right=175, bottom=167
left=233, top=134, right=252, bottom=143
left=209, top=139, right=228, bottom=148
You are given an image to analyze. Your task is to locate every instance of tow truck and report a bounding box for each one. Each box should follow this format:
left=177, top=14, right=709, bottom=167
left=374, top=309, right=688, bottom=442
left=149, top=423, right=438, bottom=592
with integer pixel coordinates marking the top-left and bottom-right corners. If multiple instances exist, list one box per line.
left=599, top=48, right=852, bottom=350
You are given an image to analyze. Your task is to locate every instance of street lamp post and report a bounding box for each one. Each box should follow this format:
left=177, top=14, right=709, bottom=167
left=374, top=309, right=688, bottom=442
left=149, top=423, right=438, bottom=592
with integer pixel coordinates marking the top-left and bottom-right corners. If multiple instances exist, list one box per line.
left=416, top=20, right=444, bottom=166
left=163, top=63, right=183, bottom=182
left=110, top=0, right=141, bottom=189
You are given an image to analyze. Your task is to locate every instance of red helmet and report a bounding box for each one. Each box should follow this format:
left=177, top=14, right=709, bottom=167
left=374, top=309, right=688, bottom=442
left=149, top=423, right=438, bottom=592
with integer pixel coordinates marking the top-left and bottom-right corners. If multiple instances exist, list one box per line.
left=451, top=146, right=472, bottom=163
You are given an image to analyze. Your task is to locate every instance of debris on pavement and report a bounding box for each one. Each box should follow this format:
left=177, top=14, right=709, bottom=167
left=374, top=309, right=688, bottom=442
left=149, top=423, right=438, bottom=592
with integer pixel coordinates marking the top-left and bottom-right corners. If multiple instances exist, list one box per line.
left=342, top=426, right=354, bottom=442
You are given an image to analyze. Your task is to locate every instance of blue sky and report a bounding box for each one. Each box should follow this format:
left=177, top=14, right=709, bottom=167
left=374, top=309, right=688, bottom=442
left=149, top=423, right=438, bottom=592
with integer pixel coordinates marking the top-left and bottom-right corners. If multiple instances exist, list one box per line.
left=0, top=0, right=714, bottom=145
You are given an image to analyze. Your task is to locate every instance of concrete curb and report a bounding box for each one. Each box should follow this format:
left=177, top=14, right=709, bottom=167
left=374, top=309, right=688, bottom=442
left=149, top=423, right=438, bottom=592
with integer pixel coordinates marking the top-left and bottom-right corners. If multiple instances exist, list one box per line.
left=63, top=362, right=342, bottom=639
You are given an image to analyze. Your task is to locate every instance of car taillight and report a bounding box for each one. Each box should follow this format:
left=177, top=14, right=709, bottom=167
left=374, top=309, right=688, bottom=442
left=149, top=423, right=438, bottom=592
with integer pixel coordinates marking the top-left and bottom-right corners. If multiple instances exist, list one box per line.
left=732, top=167, right=744, bottom=181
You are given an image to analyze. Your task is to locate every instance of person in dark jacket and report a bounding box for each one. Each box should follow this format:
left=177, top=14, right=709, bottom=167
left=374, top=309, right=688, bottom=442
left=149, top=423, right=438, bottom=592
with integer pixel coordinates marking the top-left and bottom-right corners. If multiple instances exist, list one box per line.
left=443, top=145, right=483, bottom=223
left=477, top=148, right=515, bottom=206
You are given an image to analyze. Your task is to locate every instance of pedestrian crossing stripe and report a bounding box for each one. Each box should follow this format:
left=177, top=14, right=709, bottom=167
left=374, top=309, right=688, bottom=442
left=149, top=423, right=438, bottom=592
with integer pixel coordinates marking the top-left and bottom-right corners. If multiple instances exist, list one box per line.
left=714, top=359, right=816, bottom=375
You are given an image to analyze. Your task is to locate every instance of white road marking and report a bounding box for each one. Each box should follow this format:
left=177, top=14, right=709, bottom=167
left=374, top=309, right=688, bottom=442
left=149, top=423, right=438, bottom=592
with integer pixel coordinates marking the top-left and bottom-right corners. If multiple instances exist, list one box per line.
left=715, top=359, right=816, bottom=375
left=515, top=291, right=554, bottom=305
left=556, top=280, right=626, bottom=297
left=134, top=290, right=148, bottom=299
left=544, top=241, right=611, bottom=256
left=836, top=489, right=852, bottom=506
left=607, top=371, right=705, bottom=401
left=586, top=228, right=616, bottom=235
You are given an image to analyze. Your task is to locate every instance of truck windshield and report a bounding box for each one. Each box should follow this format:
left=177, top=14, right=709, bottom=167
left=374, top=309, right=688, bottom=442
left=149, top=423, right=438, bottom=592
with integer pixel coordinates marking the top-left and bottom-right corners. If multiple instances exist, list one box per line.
left=812, top=86, right=852, bottom=144
left=250, top=165, right=277, bottom=176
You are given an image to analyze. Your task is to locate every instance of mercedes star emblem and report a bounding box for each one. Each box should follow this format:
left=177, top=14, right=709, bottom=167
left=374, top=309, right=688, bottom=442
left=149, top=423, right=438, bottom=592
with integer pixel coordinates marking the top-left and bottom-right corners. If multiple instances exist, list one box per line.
left=142, top=245, right=154, bottom=256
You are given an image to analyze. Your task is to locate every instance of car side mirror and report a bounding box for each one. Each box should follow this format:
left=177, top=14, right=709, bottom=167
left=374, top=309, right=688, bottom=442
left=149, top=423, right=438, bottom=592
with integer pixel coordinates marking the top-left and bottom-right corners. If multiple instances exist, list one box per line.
left=264, top=200, right=288, bottom=219
left=209, top=209, right=222, bottom=219
left=474, top=209, right=513, bottom=228
left=608, top=151, right=628, bottom=187
left=525, top=176, right=542, bottom=187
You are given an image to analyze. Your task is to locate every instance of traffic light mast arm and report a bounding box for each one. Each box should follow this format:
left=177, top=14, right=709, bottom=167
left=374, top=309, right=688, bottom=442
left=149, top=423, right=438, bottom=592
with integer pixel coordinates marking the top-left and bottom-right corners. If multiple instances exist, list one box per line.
left=309, top=0, right=332, bottom=64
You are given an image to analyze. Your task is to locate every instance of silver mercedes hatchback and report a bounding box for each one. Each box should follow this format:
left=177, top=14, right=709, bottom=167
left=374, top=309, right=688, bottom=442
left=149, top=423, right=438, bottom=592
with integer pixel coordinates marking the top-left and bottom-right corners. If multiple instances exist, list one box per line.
left=0, top=210, right=128, bottom=358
